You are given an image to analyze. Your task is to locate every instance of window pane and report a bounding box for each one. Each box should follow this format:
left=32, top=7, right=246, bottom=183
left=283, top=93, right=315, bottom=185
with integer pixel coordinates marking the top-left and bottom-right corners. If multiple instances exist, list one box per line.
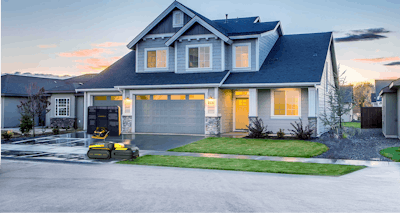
left=274, top=91, right=285, bottom=115
left=153, top=95, right=168, bottom=100
left=171, top=95, right=186, bottom=100
left=235, top=45, right=249, bottom=68
left=94, top=96, right=107, bottom=101
left=156, top=50, right=166, bottom=68
left=111, top=96, right=122, bottom=101
left=286, top=90, right=299, bottom=116
left=147, top=51, right=156, bottom=68
left=189, top=94, right=204, bottom=100
left=189, top=48, right=198, bottom=68
left=136, top=95, right=150, bottom=100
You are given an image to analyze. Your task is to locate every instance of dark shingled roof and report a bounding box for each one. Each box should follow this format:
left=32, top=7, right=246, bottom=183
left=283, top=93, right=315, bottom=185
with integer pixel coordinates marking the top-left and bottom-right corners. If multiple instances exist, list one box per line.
left=213, top=18, right=279, bottom=36
left=341, top=85, right=353, bottom=103
left=375, top=79, right=396, bottom=101
left=379, top=86, right=397, bottom=96
left=78, top=51, right=229, bottom=89
left=1, top=75, right=67, bottom=96
left=223, top=32, right=332, bottom=85
left=47, top=74, right=98, bottom=93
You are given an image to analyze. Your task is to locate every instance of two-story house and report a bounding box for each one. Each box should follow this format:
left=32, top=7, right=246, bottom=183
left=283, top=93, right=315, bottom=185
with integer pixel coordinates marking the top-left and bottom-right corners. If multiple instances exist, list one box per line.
left=68, top=1, right=337, bottom=136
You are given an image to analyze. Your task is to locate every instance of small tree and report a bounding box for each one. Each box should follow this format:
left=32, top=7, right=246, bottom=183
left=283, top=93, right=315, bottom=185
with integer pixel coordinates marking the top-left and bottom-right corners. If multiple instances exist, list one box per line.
left=17, top=83, right=51, bottom=137
left=319, top=67, right=353, bottom=137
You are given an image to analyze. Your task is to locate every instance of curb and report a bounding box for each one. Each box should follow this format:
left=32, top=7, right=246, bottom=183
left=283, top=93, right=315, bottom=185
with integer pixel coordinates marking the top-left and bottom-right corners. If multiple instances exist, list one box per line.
left=1, top=156, right=102, bottom=165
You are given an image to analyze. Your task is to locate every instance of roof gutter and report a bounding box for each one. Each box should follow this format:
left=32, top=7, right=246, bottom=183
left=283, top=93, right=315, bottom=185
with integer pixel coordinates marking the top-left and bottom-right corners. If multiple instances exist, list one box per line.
left=220, top=82, right=320, bottom=88
left=115, top=84, right=220, bottom=90
left=75, top=88, right=120, bottom=92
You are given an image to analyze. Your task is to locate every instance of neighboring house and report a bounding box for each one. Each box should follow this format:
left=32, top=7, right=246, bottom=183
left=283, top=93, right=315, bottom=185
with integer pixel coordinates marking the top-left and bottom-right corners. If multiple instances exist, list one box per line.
left=1, top=73, right=96, bottom=129
left=372, top=79, right=397, bottom=107
left=341, top=85, right=353, bottom=122
left=379, top=79, right=399, bottom=138
left=1, top=74, right=67, bottom=128
left=75, top=1, right=338, bottom=136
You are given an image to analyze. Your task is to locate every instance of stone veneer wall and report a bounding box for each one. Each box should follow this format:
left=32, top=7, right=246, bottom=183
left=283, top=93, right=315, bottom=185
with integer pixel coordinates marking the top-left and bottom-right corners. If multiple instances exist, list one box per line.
left=122, top=116, right=132, bottom=133
left=50, top=118, right=76, bottom=129
left=205, top=117, right=221, bottom=135
left=308, top=117, right=317, bottom=137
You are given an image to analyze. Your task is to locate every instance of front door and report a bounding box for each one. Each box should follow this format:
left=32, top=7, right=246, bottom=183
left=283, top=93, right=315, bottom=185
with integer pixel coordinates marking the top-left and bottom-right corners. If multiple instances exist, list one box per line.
left=235, top=98, right=249, bottom=130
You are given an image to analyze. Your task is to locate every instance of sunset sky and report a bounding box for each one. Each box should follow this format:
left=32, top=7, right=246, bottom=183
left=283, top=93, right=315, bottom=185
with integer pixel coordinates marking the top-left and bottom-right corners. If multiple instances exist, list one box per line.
left=2, top=0, right=399, bottom=84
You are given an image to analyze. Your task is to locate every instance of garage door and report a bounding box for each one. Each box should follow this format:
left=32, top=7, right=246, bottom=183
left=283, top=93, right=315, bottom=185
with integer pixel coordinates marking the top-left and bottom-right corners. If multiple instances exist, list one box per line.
left=135, top=94, right=205, bottom=134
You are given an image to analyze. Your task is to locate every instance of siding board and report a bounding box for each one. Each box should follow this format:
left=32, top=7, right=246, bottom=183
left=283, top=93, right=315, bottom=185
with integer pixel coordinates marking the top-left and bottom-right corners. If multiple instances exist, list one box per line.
left=148, top=9, right=191, bottom=34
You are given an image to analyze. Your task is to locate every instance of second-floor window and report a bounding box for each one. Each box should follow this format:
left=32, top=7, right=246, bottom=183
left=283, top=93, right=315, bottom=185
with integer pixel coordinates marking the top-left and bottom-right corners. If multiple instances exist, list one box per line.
left=55, top=98, right=70, bottom=117
left=145, top=48, right=168, bottom=70
left=186, top=44, right=212, bottom=70
left=232, top=43, right=251, bottom=70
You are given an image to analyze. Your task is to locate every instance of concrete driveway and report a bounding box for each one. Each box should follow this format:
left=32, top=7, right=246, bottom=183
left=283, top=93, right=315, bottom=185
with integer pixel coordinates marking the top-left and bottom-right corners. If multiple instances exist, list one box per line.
left=0, top=160, right=399, bottom=212
left=122, top=134, right=205, bottom=151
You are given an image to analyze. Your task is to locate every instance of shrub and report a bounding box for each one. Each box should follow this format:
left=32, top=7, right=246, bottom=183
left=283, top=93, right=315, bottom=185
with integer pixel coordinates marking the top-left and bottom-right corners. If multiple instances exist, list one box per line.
left=288, top=118, right=314, bottom=140
left=2, top=130, right=14, bottom=140
left=246, top=118, right=272, bottom=138
left=66, top=126, right=70, bottom=130
left=52, top=126, right=60, bottom=135
left=277, top=129, right=285, bottom=139
left=19, top=114, right=33, bottom=135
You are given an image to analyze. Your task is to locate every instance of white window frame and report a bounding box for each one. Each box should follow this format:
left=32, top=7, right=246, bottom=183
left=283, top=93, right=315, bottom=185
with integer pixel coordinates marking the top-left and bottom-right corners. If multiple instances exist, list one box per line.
left=270, top=88, right=301, bottom=119
left=55, top=98, right=70, bottom=117
left=232, top=42, right=251, bottom=71
left=185, top=44, right=213, bottom=71
left=173, top=11, right=184, bottom=28
left=144, top=47, right=169, bottom=71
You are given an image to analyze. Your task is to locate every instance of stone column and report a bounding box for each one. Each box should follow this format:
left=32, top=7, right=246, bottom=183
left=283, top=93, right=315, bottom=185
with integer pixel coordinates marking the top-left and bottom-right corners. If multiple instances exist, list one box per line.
left=308, top=117, right=317, bottom=137
left=122, top=116, right=132, bottom=133
left=205, top=116, right=221, bottom=135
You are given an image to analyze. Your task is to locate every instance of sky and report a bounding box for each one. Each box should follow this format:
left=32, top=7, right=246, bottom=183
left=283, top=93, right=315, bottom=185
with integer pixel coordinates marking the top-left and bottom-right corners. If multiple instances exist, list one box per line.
left=1, top=0, right=400, bottom=84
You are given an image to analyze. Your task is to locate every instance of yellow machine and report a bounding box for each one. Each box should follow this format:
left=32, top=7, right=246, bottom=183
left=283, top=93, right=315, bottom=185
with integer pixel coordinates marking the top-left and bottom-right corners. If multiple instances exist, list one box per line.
left=87, top=142, right=139, bottom=160
left=91, top=127, right=110, bottom=140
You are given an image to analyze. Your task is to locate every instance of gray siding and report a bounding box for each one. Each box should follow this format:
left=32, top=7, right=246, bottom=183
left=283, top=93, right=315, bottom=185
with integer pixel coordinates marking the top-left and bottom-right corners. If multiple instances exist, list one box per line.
left=227, top=39, right=257, bottom=72
left=259, top=30, right=279, bottom=69
left=176, top=38, right=222, bottom=73
left=224, top=43, right=231, bottom=71
left=137, top=39, right=175, bottom=73
left=257, top=88, right=309, bottom=134
left=50, top=94, right=76, bottom=120
left=76, top=96, right=84, bottom=129
left=219, top=89, right=233, bottom=133
left=383, top=93, right=397, bottom=137
left=182, top=23, right=212, bottom=35
left=2, top=96, right=43, bottom=128
left=148, top=9, right=191, bottom=34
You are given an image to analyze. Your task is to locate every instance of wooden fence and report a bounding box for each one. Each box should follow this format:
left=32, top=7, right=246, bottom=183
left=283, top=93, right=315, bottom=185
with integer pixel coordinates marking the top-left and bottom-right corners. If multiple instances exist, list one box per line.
left=361, top=107, right=382, bottom=128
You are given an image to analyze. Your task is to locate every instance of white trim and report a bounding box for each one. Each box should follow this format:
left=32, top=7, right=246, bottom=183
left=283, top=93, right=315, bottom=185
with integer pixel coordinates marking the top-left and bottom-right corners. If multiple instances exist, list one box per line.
left=115, top=84, right=219, bottom=90
left=232, top=42, right=251, bottom=71
left=83, top=92, right=87, bottom=130
left=261, top=21, right=282, bottom=37
left=122, top=89, right=133, bottom=116
left=185, top=43, right=213, bottom=71
left=256, top=38, right=259, bottom=70
left=219, top=71, right=231, bottom=87
left=383, top=133, right=398, bottom=138
left=233, top=90, right=249, bottom=131
left=308, top=87, right=316, bottom=117
left=144, top=47, right=169, bottom=71
left=179, top=34, right=216, bottom=41
left=173, top=10, right=184, bottom=28
left=229, top=34, right=260, bottom=40
left=270, top=88, right=301, bottom=118
left=220, top=82, right=320, bottom=88
left=55, top=98, right=70, bottom=117
left=131, top=93, right=135, bottom=133
left=174, top=41, right=178, bottom=72
left=249, top=89, right=258, bottom=117
left=127, top=1, right=195, bottom=49
left=213, top=87, right=219, bottom=117
left=135, top=43, right=138, bottom=72
left=75, top=88, right=119, bottom=92
left=144, top=33, right=175, bottom=40
left=165, top=16, right=233, bottom=46
left=270, top=116, right=301, bottom=120
left=221, top=40, right=225, bottom=71
left=129, top=89, right=209, bottom=96
left=254, top=16, right=260, bottom=23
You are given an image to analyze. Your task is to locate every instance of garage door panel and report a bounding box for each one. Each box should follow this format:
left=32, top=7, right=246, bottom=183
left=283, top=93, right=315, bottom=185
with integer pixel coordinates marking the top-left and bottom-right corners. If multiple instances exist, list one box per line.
left=135, top=95, right=205, bottom=134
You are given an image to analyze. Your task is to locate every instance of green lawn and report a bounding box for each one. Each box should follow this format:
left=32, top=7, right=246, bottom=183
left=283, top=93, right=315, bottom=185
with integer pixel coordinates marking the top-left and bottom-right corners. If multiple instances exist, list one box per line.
left=117, top=155, right=365, bottom=176
left=342, top=122, right=361, bottom=128
left=380, top=147, right=400, bottom=162
left=169, top=137, right=328, bottom=158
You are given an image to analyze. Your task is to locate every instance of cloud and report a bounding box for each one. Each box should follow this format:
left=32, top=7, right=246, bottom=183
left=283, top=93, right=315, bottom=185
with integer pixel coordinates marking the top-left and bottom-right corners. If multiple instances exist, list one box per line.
left=76, top=56, right=122, bottom=72
left=335, top=28, right=391, bottom=42
left=58, top=48, right=113, bottom=57
left=353, top=57, right=400, bottom=63
left=92, top=42, right=126, bottom=47
left=385, top=61, right=400, bottom=66
left=37, top=44, right=57, bottom=48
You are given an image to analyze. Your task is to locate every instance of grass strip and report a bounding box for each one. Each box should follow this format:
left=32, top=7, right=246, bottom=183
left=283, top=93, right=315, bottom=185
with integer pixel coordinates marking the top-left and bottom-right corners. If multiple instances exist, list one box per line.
left=117, top=155, right=365, bottom=176
left=380, top=147, right=400, bottom=162
left=169, top=137, right=328, bottom=158
left=342, top=122, right=361, bottom=128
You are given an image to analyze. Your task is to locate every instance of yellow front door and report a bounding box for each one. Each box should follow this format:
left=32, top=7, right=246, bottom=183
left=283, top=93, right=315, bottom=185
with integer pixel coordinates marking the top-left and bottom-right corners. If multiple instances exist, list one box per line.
left=235, top=98, right=249, bottom=130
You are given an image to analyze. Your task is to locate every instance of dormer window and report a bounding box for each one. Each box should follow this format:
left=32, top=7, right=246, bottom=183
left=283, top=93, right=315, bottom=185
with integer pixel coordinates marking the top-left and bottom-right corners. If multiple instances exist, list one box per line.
left=173, top=11, right=183, bottom=28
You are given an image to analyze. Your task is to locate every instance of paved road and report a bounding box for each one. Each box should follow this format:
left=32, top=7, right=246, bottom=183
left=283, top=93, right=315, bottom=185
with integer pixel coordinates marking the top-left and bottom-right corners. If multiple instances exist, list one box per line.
left=0, top=160, right=399, bottom=212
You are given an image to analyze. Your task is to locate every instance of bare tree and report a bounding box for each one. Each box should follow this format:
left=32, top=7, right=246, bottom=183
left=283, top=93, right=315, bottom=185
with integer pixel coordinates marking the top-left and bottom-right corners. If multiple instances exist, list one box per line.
left=319, top=68, right=353, bottom=137
left=17, top=83, right=51, bottom=137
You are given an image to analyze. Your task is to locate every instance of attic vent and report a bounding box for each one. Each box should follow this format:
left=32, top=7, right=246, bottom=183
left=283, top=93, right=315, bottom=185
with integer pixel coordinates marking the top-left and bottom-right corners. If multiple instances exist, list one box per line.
left=173, top=11, right=183, bottom=28
left=79, top=83, right=83, bottom=85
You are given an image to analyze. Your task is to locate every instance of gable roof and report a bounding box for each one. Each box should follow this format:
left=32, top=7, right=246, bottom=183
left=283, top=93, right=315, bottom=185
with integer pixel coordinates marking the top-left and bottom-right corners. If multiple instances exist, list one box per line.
left=375, top=79, right=396, bottom=101
left=222, top=32, right=332, bottom=86
left=77, top=51, right=229, bottom=90
left=213, top=18, right=280, bottom=36
left=1, top=74, right=66, bottom=96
